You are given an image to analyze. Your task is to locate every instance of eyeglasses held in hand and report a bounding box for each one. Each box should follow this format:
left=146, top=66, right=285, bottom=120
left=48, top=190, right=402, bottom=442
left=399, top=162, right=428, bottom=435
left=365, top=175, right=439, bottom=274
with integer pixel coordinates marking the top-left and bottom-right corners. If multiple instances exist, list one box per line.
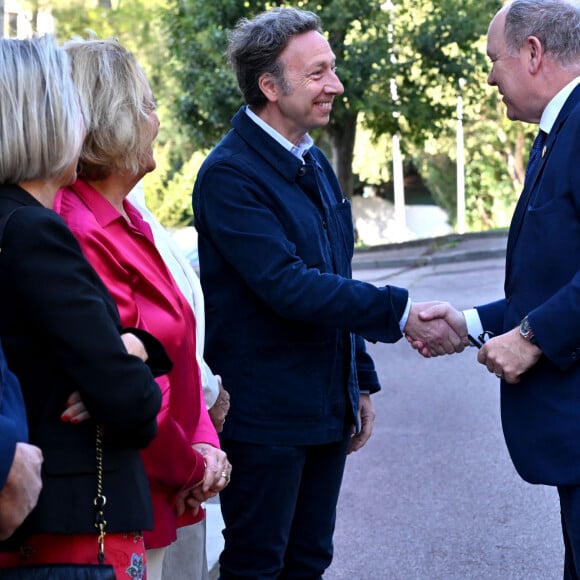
left=468, top=331, right=494, bottom=349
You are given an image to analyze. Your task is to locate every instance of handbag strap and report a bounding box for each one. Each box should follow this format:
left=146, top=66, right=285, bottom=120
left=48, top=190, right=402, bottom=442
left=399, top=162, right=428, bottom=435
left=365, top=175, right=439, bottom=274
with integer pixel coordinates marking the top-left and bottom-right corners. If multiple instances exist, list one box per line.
left=94, top=425, right=107, bottom=564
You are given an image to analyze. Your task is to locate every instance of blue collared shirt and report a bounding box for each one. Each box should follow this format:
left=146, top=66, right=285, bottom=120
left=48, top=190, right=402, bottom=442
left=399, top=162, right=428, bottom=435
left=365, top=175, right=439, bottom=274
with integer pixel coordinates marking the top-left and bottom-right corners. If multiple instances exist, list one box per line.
left=245, top=106, right=314, bottom=161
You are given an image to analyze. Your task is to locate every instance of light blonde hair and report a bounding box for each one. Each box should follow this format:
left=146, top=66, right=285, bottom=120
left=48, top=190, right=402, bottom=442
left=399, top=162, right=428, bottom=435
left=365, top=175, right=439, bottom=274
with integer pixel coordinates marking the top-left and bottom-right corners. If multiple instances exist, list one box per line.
left=0, top=35, right=83, bottom=184
left=63, top=37, right=155, bottom=180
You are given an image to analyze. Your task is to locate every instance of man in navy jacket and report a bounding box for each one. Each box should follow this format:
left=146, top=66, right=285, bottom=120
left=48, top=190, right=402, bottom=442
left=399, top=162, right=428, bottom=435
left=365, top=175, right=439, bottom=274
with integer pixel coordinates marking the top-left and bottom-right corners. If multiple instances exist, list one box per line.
left=418, top=1, right=580, bottom=576
left=193, top=7, right=465, bottom=579
left=0, top=340, right=42, bottom=541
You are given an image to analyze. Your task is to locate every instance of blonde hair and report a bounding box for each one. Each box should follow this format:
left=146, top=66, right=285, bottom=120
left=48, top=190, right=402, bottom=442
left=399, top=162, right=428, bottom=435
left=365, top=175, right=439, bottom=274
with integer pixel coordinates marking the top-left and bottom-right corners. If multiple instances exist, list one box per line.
left=0, top=35, right=83, bottom=184
left=64, top=37, right=154, bottom=180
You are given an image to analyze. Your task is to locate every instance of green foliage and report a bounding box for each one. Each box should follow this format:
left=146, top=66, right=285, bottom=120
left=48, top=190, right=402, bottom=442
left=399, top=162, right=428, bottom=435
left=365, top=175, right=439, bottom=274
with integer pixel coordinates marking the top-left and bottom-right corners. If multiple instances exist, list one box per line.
left=142, top=146, right=205, bottom=227
left=163, top=0, right=248, bottom=149
left=50, top=0, right=198, bottom=227
left=47, top=0, right=538, bottom=232
left=163, top=0, right=519, bottom=226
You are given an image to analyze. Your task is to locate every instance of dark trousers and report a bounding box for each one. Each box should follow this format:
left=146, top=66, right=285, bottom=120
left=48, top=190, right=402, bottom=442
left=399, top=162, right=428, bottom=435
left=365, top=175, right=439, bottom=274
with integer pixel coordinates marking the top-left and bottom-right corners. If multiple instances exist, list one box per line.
left=558, top=486, right=580, bottom=580
left=218, top=434, right=351, bottom=580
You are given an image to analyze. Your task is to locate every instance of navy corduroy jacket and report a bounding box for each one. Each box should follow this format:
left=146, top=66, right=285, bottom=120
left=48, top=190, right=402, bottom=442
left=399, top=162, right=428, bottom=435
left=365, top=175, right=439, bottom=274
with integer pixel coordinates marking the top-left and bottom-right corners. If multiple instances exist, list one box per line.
left=193, top=108, right=409, bottom=446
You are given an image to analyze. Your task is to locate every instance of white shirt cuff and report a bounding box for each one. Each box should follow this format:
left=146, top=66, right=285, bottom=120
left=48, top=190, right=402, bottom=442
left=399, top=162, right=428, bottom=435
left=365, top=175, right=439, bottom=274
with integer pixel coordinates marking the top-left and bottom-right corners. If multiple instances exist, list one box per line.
left=399, top=298, right=412, bottom=332
left=463, top=308, right=484, bottom=346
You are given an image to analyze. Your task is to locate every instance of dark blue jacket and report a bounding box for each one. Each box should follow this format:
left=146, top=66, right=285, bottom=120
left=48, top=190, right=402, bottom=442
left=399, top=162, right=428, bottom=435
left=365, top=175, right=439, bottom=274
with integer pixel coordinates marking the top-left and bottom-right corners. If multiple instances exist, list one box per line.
left=193, top=108, right=408, bottom=446
left=0, top=341, right=27, bottom=492
left=477, top=85, right=580, bottom=485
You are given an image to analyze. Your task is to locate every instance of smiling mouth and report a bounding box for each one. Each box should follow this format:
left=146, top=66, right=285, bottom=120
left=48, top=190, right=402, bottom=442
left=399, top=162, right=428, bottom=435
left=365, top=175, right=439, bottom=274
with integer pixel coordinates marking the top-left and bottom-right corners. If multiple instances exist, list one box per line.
left=316, top=101, right=332, bottom=111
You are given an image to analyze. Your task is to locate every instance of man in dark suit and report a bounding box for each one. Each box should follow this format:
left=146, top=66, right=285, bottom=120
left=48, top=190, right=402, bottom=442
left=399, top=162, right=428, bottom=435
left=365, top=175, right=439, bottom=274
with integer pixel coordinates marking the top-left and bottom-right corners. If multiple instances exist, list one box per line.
left=417, top=0, right=580, bottom=576
left=0, top=340, right=42, bottom=541
left=193, top=7, right=466, bottom=579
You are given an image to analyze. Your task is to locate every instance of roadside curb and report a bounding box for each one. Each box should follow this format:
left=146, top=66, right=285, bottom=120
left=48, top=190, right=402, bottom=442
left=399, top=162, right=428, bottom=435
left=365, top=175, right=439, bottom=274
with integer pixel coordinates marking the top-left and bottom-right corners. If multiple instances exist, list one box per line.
left=352, top=230, right=508, bottom=271
left=352, top=246, right=507, bottom=270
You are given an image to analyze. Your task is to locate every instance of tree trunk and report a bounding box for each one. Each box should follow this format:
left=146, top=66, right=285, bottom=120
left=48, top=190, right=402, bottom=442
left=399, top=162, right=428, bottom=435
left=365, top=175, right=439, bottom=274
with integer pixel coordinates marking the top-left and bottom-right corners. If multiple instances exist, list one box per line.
left=327, top=110, right=358, bottom=198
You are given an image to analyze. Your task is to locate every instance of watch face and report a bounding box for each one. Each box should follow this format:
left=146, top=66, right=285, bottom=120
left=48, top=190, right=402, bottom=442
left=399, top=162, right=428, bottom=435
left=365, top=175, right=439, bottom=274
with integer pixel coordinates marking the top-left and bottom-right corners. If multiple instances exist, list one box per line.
left=520, top=316, right=535, bottom=342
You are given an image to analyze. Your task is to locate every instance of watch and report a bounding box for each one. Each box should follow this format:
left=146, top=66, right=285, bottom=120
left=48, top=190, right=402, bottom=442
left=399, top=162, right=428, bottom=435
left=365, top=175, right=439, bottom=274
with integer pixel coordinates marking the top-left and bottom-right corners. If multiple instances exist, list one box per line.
left=519, top=315, right=538, bottom=345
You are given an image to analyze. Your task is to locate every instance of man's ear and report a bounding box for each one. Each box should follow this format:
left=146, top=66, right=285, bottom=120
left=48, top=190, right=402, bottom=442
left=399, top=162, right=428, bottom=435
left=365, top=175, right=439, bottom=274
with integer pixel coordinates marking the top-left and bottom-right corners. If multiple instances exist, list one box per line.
left=258, top=73, right=280, bottom=103
left=527, top=35, right=544, bottom=74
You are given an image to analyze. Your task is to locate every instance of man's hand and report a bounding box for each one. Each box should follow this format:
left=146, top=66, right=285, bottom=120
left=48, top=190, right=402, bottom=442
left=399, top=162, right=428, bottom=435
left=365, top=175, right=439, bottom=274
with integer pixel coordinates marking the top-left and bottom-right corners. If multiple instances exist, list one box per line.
left=477, top=326, right=542, bottom=383
left=404, top=301, right=469, bottom=357
left=348, top=394, right=375, bottom=454
left=0, top=442, right=43, bottom=540
left=208, top=376, right=230, bottom=433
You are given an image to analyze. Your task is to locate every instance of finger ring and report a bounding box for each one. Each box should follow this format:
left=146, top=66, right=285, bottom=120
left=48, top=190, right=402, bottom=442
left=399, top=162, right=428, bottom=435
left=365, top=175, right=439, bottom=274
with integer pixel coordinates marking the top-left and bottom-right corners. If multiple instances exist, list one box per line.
left=221, top=471, right=230, bottom=480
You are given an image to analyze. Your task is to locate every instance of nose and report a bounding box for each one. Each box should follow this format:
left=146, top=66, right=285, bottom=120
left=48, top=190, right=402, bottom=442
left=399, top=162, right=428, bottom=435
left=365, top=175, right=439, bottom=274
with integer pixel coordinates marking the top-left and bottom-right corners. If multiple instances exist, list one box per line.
left=327, top=69, right=344, bottom=96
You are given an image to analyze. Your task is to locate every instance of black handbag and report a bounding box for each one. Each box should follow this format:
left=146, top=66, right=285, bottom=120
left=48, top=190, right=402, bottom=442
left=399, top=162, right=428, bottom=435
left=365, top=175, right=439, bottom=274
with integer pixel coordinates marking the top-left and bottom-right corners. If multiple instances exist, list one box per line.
left=1, top=427, right=116, bottom=579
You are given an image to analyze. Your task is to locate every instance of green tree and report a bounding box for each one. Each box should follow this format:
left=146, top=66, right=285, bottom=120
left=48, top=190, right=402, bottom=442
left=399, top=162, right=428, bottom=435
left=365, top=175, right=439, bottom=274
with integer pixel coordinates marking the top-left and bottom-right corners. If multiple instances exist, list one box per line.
left=164, top=0, right=499, bottom=198
left=49, top=0, right=198, bottom=224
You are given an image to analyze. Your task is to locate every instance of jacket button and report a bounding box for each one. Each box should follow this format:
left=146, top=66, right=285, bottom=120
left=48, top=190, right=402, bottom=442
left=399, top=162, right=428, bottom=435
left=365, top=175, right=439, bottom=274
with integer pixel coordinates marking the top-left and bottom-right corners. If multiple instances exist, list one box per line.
left=298, top=167, right=306, bottom=176
left=506, top=296, right=512, bottom=304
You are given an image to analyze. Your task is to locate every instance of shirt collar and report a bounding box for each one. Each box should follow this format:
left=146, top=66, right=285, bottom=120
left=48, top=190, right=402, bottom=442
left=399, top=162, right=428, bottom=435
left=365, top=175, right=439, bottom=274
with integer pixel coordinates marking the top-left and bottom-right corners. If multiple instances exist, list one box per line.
left=244, top=105, right=314, bottom=161
left=68, top=179, right=149, bottom=235
left=539, top=75, right=580, bottom=135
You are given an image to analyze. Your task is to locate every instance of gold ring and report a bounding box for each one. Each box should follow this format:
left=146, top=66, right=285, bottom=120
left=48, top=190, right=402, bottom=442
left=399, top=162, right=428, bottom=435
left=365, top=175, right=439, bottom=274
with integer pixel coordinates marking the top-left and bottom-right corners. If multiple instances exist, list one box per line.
left=221, top=471, right=230, bottom=480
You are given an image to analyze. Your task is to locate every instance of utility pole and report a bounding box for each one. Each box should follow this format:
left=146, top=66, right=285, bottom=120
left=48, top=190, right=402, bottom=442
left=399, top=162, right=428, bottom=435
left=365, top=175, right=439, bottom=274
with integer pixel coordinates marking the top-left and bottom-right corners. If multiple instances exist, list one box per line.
left=456, top=78, right=466, bottom=234
left=384, top=0, right=406, bottom=240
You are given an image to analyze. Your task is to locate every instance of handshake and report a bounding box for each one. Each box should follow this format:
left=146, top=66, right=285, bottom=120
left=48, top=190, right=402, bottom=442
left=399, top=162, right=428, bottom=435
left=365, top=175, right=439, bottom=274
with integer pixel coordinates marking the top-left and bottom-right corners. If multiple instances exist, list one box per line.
left=404, top=301, right=468, bottom=357
left=403, top=301, right=542, bottom=384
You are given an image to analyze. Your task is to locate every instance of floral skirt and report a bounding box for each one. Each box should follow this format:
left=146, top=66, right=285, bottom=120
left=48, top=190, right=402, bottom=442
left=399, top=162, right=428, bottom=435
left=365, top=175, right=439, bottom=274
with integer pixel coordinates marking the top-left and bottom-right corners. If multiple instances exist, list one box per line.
left=0, top=532, right=147, bottom=579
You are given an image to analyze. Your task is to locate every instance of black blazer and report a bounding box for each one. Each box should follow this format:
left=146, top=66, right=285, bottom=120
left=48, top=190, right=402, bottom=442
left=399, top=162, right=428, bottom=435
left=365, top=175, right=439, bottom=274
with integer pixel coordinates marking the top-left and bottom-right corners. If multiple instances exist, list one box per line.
left=0, top=185, right=165, bottom=546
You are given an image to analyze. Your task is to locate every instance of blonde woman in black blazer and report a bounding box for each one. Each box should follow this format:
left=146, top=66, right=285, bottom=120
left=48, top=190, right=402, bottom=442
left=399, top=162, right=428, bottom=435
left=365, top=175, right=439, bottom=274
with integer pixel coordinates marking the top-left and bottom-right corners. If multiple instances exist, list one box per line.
left=0, top=36, right=166, bottom=577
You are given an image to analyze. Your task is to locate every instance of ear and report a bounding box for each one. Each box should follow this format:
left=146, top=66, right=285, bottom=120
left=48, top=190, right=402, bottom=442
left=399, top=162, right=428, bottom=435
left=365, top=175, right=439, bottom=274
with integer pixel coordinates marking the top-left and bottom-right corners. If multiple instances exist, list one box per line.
left=527, top=35, right=544, bottom=74
left=258, top=73, right=280, bottom=103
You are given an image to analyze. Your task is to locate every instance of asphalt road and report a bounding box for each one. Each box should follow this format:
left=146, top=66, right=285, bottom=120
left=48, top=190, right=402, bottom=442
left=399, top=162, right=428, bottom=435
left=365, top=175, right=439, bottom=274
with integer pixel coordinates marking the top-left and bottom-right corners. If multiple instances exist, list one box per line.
left=325, top=257, right=563, bottom=580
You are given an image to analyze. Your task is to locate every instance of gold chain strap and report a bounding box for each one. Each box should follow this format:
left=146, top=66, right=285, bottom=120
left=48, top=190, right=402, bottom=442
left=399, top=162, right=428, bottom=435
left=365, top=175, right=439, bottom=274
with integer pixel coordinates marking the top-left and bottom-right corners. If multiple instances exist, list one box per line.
left=93, top=425, right=107, bottom=565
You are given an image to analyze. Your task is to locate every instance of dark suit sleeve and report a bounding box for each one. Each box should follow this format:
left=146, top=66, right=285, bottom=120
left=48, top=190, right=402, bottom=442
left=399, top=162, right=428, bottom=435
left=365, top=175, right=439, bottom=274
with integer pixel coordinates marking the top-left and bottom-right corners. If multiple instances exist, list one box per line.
left=476, top=298, right=507, bottom=337
left=354, top=334, right=381, bottom=393
left=195, top=162, right=408, bottom=343
left=528, top=270, right=580, bottom=371
left=0, top=344, right=28, bottom=491
left=121, top=327, right=172, bottom=377
left=1, top=208, right=162, bottom=444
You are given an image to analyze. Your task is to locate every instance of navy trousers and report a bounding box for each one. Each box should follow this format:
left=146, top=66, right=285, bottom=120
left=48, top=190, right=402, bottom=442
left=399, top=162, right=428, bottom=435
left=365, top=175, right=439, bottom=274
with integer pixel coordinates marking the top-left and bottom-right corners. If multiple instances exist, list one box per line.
left=559, top=486, right=580, bottom=580
left=218, top=434, right=351, bottom=580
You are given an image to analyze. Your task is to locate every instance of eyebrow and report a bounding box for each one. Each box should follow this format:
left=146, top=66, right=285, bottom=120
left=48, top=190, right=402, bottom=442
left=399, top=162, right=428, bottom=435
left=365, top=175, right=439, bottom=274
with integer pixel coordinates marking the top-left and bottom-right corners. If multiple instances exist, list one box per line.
left=309, top=59, right=336, bottom=69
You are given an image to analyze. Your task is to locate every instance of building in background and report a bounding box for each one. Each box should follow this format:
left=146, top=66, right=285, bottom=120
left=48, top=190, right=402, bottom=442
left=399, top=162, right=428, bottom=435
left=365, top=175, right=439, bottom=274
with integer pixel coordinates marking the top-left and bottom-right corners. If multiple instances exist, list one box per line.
left=0, top=0, right=54, bottom=38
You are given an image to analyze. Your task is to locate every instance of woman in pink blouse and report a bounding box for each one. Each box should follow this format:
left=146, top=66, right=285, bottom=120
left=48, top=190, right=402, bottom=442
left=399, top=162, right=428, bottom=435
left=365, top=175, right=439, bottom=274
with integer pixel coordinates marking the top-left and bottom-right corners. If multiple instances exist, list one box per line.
left=54, top=37, right=231, bottom=579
